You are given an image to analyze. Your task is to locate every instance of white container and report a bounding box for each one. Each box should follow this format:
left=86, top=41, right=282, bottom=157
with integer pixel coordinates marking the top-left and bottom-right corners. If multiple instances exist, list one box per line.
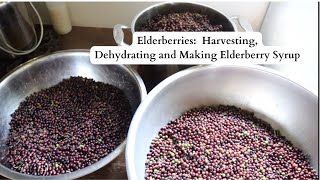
left=260, top=2, right=318, bottom=96
left=46, top=2, right=72, bottom=35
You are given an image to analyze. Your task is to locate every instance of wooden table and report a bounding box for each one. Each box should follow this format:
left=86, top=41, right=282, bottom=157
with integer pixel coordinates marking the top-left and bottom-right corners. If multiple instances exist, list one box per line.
left=61, top=26, right=132, bottom=48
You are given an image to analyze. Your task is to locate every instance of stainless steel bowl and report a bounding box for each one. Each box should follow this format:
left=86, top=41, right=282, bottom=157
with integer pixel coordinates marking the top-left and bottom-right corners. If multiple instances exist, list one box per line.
left=0, top=50, right=147, bottom=179
left=113, top=2, right=253, bottom=91
left=126, top=65, right=318, bottom=180
left=131, top=2, right=241, bottom=32
left=114, top=2, right=253, bottom=46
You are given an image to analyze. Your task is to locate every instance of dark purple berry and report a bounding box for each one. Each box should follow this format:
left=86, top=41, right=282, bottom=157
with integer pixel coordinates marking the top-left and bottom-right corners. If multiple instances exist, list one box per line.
left=145, top=105, right=318, bottom=179
left=140, top=12, right=223, bottom=32
left=4, top=76, right=132, bottom=176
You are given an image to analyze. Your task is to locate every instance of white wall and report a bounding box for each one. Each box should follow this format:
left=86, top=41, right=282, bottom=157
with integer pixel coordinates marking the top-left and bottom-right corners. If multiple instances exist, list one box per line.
left=35, top=2, right=270, bottom=32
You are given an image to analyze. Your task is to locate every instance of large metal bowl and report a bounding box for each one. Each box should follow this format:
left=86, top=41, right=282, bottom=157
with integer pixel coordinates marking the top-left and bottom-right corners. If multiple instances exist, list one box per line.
left=113, top=2, right=253, bottom=92
left=126, top=65, right=318, bottom=180
left=0, top=50, right=147, bottom=179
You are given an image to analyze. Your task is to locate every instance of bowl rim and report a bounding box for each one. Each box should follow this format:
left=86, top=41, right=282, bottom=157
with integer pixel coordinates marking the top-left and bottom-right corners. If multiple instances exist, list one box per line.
left=131, top=1, right=238, bottom=32
left=125, top=64, right=318, bottom=180
left=0, top=49, right=147, bottom=179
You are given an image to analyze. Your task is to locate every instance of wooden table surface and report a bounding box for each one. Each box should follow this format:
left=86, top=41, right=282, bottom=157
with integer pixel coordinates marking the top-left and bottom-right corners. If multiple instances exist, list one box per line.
left=0, top=26, right=130, bottom=180
left=61, top=26, right=132, bottom=48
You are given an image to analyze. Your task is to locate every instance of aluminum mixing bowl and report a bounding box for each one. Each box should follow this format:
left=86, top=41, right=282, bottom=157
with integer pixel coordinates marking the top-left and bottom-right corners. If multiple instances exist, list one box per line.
left=0, top=50, right=147, bottom=179
left=126, top=65, right=318, bottom=180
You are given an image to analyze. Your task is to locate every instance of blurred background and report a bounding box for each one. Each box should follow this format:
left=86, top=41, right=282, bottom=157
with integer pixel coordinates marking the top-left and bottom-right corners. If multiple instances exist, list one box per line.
left=32, top=2, right=269, bottom=31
